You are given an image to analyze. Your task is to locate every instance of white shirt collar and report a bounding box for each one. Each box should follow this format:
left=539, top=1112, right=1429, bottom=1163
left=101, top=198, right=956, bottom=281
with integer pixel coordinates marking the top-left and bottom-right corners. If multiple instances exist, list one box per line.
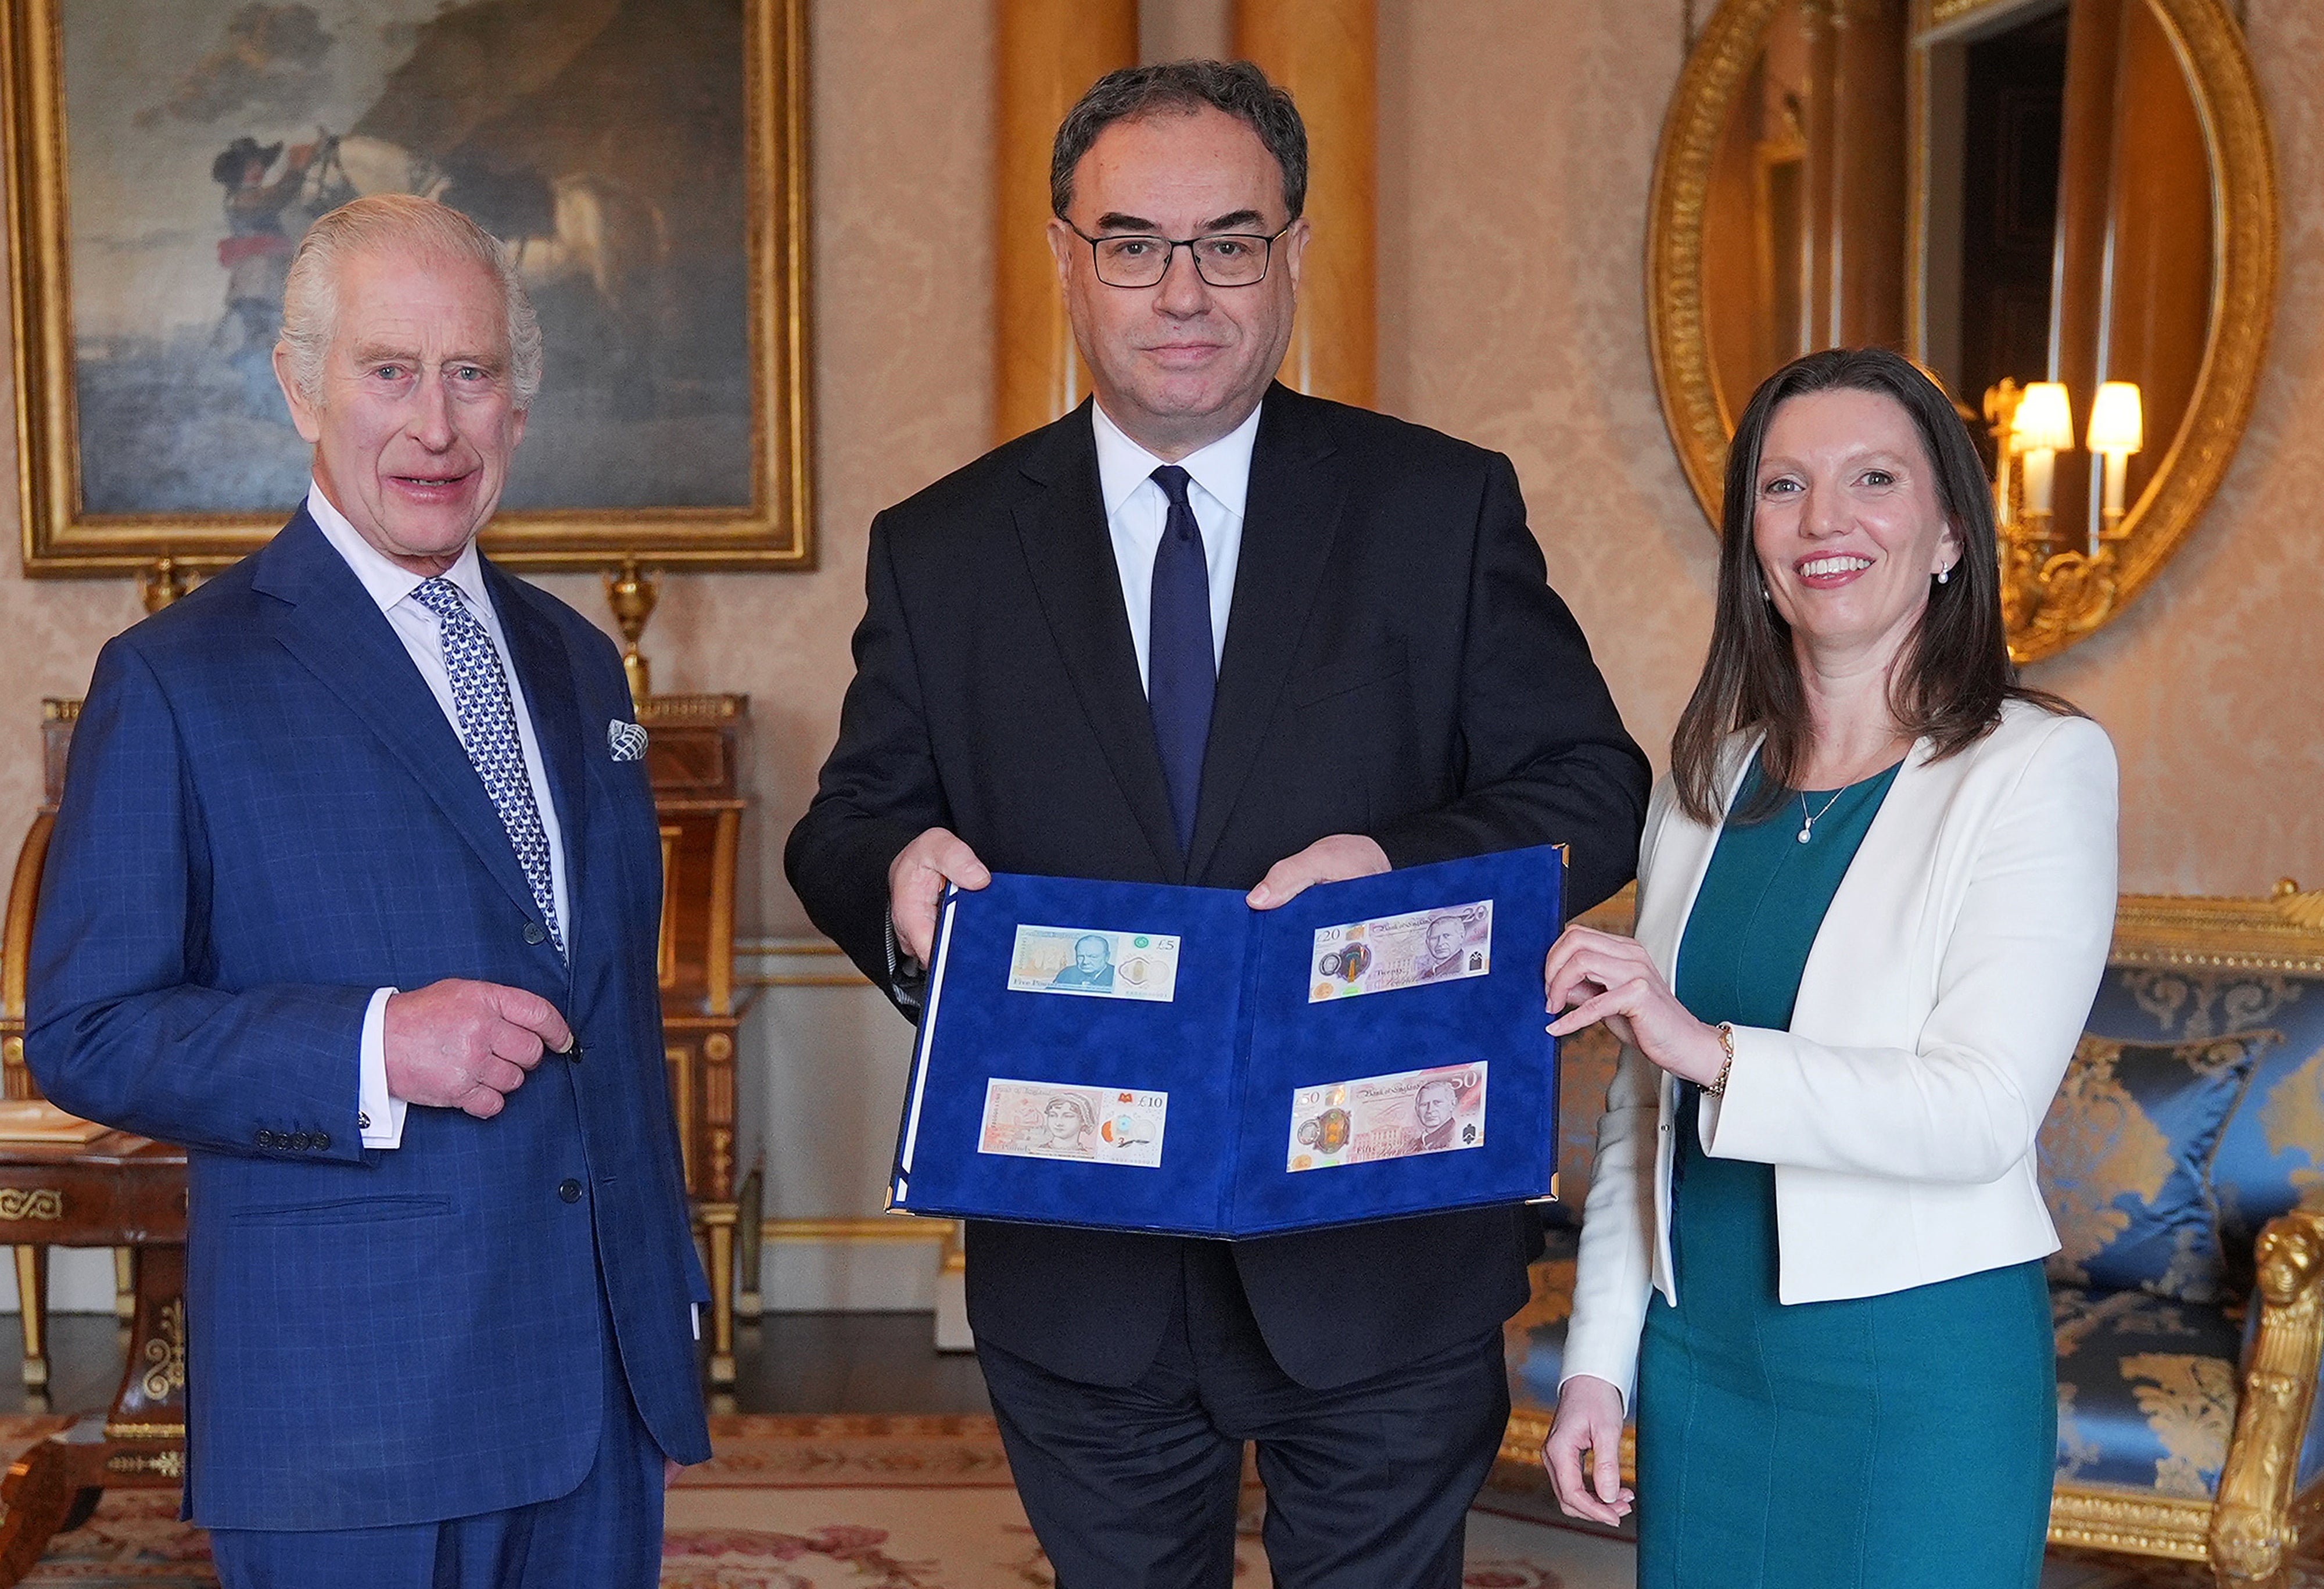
left=1091, top=399, right=1263, bottom=521
left=304, top=480, right=489, bottom=616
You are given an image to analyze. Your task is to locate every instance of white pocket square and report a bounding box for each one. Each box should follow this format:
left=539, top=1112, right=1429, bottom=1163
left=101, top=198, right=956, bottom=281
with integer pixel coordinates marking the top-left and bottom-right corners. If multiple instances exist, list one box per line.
left=608, top=719, right=648, bottom=762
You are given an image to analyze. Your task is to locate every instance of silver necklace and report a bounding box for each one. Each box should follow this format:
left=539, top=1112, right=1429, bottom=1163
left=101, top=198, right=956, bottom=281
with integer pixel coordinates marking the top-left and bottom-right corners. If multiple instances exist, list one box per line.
left=1796, top=787, right=1846, bottom=844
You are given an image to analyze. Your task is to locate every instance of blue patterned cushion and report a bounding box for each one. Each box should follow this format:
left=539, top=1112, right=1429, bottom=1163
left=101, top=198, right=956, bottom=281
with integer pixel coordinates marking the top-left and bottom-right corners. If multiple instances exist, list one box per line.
left=2083, top=966, right=2324, bottom=1294
left=2053, top=1286, right=2247, bottom=1497
left=2038, top=1031, right=2274, bottom=1303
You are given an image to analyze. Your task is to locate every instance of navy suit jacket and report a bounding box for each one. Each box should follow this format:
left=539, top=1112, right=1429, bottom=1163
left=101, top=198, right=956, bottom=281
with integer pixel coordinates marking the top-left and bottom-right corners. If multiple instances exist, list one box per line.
left=787, top=387, right=1651, bottom=1390
left=26, top=511, right=711, bottom=1532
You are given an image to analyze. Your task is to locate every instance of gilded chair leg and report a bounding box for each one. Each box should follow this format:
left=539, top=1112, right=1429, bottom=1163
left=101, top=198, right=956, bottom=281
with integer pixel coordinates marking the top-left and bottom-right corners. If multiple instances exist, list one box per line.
left=2209, top=1210, right=2324, bottom=1588
left=12, top=1246, right=46, bottom=1392
left=112, top=1248, right=133, bottom=1321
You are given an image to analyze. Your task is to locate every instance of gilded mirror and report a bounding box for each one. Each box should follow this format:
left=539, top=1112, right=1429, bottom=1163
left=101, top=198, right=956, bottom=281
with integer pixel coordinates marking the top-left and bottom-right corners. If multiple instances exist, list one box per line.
left=1647, top=0, right=2276, bottom=662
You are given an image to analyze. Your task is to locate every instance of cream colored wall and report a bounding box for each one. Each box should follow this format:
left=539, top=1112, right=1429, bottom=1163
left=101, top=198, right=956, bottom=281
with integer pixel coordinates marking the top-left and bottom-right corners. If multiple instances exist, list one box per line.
left=1, top=1, right=2319, bottom=1299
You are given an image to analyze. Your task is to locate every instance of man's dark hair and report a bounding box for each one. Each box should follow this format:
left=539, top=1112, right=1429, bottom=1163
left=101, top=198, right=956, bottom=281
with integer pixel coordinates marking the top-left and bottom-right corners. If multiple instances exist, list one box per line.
left=1051, top=59, right=1307, bottom=221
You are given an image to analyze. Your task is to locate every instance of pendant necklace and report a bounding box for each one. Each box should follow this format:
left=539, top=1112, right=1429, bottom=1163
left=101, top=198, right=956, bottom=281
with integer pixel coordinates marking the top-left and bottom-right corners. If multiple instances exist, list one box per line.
left=1796, top=787, right=1846, bottom=844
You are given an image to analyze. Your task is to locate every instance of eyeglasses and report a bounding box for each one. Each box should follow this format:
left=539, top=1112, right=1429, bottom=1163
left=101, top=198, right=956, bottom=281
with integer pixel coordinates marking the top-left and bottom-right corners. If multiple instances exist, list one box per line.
left=1064, top=221, right=1293, bottom=289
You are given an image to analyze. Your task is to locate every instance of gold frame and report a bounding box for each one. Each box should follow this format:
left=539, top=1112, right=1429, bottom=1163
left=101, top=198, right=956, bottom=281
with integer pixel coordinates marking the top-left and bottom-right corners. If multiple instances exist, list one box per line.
left=1, top=0, right=813, bottom=576
left=1645, top=0, right=2277, bottom=664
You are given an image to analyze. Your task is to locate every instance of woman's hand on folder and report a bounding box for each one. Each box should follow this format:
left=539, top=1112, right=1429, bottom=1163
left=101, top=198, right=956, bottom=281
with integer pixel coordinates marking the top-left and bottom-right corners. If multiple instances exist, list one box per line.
left=1543, top=924, right=1727, bottom=1088
left=1246, top=834, right=1389, bottom=909
left=889, top=827, right=992, bottom=963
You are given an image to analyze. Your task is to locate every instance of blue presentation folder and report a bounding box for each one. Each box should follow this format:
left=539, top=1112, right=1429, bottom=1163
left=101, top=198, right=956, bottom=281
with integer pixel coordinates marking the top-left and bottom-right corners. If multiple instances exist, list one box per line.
left=887, top=844, right=1563, bottom=1238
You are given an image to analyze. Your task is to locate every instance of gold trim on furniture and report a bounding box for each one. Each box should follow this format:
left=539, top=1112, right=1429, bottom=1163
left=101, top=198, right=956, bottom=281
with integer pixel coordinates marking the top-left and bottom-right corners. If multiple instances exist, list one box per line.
left=2, top=0, right=813, bottom=576
left=766, top=1217, right=957, bottom=1244
left=1646, top=0, right=2277, bottom=665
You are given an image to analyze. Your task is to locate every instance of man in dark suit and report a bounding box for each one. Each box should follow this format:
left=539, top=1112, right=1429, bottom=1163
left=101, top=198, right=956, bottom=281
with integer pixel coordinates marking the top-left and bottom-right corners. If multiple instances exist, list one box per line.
left=787, top=60, right=1649, bottom=1589
left=27, top=194, right=708, bottom=1588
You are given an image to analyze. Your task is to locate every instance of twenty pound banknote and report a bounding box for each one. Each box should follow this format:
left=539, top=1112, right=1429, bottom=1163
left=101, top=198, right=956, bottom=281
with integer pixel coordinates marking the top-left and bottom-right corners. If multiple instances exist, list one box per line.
left=1308, top=899, right=1493, bottom=1002
left=1007, top=925, right=1181, bottom=1002
left=977, top=1079, right=1168, bottom=1169
left=1286, top=1061, right=1487, bottom=1172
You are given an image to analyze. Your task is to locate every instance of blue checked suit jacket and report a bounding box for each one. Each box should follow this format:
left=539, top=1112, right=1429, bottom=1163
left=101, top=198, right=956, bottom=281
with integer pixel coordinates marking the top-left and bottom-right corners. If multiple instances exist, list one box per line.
left=25, top=510, right=712, bottom=1532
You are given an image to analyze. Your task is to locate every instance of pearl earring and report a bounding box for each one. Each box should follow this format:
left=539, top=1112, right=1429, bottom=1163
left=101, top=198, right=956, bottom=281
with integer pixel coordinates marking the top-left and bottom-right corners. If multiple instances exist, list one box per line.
left=1936, top=566, right=1952, bottom=586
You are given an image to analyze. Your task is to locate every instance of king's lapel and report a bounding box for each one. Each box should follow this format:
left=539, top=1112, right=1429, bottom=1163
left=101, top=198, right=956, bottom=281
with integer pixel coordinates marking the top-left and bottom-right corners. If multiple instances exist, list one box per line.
left=1185, top=389, right=1350, bottom=880
left=1012, top=407, right=1183, bottom=879
left=251, top=513, right=543, bottom=931
left=487, top=562, right=590, bottom=971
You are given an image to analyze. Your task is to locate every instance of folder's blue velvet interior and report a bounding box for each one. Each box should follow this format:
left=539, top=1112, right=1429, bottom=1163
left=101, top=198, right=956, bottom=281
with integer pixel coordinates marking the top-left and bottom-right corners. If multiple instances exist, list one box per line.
left=1225, top=846, right=1563, bottom=1233
left=891, top=847, right=1563, bottom=1237
left=894, top=872, right=1255, bottom=1231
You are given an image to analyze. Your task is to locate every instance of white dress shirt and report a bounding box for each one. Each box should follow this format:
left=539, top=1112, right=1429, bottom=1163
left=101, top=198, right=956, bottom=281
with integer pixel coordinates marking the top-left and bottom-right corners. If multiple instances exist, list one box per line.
left=1091, top=398, right=1259, bottom=684
left=306, top=483, right=572, bottom=1150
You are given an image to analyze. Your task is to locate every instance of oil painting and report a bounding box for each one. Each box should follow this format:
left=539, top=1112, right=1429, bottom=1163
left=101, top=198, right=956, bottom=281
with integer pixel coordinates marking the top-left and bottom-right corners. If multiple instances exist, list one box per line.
left=6, top=0, right=809, bottom=572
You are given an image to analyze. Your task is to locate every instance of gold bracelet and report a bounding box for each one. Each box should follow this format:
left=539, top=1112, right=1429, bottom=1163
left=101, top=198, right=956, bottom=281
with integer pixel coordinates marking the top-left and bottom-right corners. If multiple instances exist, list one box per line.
left=1705, top=1022, right=1735, bottom=1096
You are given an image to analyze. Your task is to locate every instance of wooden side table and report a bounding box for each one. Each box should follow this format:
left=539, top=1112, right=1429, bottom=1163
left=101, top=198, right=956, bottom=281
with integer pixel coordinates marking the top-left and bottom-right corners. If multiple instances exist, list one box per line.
left=637, top=693, right=757, bottom=1387
left=0, top=1134, right=187, bottom=1587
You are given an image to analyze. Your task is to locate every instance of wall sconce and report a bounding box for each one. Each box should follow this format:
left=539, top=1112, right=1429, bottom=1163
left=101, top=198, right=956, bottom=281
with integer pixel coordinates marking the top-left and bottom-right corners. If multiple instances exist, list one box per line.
left=2010, top=382, right=2075, bottom=529
left=2085, top=381, right=2144, bottom=545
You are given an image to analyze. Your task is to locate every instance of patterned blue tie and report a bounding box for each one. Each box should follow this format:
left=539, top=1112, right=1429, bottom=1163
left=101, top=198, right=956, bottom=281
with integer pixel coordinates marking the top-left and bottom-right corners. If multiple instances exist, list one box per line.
left=1147, top=465, right=1215, bottom=856
left=410, top=577, right=565, bottom=959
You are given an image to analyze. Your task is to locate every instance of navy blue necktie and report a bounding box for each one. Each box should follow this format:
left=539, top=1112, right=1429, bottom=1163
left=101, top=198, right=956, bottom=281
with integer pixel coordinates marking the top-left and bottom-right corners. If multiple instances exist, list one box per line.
left=1147, top=465, right=1215, bottom=856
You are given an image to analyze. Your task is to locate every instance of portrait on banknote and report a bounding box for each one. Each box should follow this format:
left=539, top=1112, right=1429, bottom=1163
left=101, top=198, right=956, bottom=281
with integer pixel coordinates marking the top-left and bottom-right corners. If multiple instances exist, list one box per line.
left=978, top=1079, right=1169, bottom=1169
left=1009, top=925, right=1181, bottom=1002
left=1310, top=901, right=1492, bottom=1002
left=1286, top=1062, right=1487, bottom=1172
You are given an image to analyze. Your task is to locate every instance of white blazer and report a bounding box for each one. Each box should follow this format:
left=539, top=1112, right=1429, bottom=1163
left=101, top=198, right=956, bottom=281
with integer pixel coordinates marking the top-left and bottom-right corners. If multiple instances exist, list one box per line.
left=1560, top=699, right=2118, bottom=1403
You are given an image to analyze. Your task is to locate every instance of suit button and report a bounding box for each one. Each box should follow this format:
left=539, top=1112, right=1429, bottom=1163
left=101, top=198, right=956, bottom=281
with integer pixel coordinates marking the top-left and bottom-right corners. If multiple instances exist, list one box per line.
left=290, top=1132, right=310, bottom=1150
left=523, top=921, right=547, bottom=945
left=254, top=1130, right=275, bottom=1148
left=313, top=1132, right=329, bottom=1150
left=558, top=1179, right=583, bottom=1204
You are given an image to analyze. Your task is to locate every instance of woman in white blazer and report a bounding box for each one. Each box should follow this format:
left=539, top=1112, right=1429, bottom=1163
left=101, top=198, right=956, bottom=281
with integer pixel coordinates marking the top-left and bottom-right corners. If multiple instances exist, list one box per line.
left=1539, top=347, right=2117, bottom=1588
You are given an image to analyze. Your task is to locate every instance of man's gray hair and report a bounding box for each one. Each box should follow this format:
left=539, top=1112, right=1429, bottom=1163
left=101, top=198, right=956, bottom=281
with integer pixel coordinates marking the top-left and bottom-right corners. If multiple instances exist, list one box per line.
left=1051, top=59, right=1307, bottom=221
left=277, top=193, right=543, bottom=410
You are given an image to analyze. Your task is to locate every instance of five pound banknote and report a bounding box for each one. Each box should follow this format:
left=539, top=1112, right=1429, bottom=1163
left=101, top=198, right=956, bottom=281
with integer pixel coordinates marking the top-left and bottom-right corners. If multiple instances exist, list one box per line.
left=978, top=1080, right=1168, bottom=1168
left=1309, top=899, right=1492, bottom=1002
left=1007, top=926, right=1181, bottom=1002
left=1286, top=1061, right=1487, bottom=1172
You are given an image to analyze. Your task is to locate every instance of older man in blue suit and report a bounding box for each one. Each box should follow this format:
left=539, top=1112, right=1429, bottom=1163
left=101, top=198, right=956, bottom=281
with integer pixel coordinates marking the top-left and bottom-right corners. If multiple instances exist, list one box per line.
left=26, top=193, right=708, bottom=1588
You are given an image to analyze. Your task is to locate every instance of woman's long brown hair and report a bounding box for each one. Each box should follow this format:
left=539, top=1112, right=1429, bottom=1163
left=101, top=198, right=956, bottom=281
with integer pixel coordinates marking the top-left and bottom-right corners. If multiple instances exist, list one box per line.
left=1670, top=347, right=2076, bottom=826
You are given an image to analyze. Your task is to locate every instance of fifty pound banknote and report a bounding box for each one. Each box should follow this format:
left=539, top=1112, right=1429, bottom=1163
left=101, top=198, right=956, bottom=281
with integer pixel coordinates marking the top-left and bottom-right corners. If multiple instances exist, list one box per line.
left=1286, top=1061, right=1487, bottom=1172
left=1007, top=926, right=1181, bottom=1002
left=978, top=1079, right=1168, bottom=1168
left=1309, top=899, right=1492, bottom=1002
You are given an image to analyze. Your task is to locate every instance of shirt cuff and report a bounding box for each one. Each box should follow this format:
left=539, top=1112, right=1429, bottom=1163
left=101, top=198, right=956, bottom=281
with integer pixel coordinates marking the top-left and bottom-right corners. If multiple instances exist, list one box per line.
left=884, top=909, right=927, bottom=1014
left=359, top=987, right=408, bottom=1149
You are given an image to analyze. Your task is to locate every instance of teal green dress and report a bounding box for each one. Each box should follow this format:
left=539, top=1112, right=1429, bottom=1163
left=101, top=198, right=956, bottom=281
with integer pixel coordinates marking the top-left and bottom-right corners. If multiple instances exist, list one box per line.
left=1634, top=761, right=2054, bottom=1588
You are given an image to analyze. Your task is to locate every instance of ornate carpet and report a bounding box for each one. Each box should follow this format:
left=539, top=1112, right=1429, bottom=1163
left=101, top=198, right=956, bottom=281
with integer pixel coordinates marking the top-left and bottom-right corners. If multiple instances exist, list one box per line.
left=0, top=1414, right=2306, bottom=1586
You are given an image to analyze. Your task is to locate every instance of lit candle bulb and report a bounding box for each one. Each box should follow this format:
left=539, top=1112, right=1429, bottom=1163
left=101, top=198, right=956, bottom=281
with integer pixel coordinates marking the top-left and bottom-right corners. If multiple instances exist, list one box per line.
left=2010, top=382, right=2075, bottom=519
left=2086, top=381, right=2144, bottom=543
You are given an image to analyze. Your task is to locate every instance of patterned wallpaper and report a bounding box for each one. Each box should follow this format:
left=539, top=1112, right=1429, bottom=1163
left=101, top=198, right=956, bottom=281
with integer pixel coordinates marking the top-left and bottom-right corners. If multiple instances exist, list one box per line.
left=0, top=0, right=2315, bottom=937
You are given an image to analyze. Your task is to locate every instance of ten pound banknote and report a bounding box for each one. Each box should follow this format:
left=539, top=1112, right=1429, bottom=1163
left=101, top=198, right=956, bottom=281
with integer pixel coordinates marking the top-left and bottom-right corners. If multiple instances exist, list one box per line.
left=978, top=1080, right=1168, bottom=1168
left=1007, top=926, right=1181, bottom=1002
left=1286, top=1061, right=1487, bottom=1172
left=1309, top=899, right=1492, bottom=1002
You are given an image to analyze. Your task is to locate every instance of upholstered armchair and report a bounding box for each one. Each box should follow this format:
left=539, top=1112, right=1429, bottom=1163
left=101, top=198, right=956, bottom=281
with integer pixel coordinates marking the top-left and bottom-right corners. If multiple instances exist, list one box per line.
left=1501, top=883, right=2324, bottom=1588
